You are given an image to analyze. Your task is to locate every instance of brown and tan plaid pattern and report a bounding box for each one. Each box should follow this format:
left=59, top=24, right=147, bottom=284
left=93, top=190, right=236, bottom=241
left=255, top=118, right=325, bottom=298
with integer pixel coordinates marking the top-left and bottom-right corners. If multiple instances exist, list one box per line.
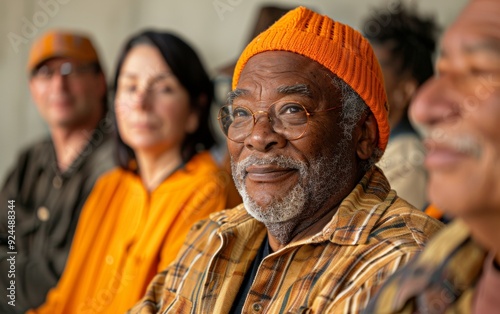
left=129, top=167, right=442, bottom=314
left=364, top=220, right=486, bottom=314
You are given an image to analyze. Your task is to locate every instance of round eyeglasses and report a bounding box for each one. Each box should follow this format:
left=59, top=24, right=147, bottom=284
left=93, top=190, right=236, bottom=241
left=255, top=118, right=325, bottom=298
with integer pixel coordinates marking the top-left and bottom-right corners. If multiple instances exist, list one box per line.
left=218, top=101, right=342, bottom=143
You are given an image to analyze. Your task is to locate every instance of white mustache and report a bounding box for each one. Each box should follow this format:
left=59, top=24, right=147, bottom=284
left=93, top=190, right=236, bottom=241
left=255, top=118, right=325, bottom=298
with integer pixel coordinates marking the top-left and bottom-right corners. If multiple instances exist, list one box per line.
left=425, top=129, right=482, bottom=159
left=233, top=155, right=307, bottom=180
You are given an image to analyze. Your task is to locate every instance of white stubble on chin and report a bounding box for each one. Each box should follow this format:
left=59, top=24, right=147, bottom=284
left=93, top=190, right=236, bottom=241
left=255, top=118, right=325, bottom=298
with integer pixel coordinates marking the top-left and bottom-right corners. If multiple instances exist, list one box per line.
left=232, top=140, right=352, bottom=228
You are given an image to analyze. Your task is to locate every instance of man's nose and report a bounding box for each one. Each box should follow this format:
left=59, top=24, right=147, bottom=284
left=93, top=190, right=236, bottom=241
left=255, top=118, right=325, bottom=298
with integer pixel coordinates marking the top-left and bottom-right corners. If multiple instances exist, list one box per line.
left=244, top=111, right=286, bottom=152
left=50, top=72, right=70, bottom=90
left=410, top=76, right=461, bottom=128
left=254, top=110, right=272, bottom=123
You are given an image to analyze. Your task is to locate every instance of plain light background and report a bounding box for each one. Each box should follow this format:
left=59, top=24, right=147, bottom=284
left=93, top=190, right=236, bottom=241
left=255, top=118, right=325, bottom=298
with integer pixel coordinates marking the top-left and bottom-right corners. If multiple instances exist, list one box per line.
left=0, top=0, right=468, bottom=180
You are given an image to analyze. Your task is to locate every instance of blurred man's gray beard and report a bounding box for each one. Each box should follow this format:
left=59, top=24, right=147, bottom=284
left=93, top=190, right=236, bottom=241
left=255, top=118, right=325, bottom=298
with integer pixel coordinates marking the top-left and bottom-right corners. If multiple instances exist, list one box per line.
left=232, top=140, right=352, bottom=229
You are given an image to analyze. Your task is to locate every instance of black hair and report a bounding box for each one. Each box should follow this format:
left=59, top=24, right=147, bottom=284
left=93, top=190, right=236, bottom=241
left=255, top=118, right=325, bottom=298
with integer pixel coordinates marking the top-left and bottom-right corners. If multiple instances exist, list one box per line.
left=112, top=30, right=215, bottom=171
left=363, top=1, right=439, bottom=86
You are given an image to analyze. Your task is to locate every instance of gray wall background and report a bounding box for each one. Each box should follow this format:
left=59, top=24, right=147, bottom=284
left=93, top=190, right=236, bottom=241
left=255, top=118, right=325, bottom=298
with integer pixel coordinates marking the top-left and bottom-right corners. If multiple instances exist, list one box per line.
left=0, top=0, right=468, bottom=179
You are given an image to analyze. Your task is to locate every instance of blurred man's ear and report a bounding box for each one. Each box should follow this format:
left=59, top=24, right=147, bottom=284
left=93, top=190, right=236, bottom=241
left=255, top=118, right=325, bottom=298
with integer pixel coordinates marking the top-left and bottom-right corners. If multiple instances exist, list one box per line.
left=389, top=77, right=418, bottom=124
left=356, top=112, right=378, bottom=160
left=401, top=77, right=418, bottom=107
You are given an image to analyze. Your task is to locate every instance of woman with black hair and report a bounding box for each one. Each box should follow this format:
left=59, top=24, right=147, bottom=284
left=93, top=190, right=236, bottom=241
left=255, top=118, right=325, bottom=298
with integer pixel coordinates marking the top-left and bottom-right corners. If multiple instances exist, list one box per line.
left=31, top=30, right=228, bottom=314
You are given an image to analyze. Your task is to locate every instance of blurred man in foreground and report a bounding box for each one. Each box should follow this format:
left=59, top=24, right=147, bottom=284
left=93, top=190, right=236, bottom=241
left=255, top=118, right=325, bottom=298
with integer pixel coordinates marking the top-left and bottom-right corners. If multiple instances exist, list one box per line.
left=365, top=0, right=500, bottom=312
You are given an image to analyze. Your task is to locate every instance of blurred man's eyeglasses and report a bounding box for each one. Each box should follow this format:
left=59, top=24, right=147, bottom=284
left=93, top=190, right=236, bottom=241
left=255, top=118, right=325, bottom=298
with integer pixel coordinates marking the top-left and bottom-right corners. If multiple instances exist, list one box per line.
left=218, top=101, right=342, bottom=143
left=31, top=62, right=98, bottom=80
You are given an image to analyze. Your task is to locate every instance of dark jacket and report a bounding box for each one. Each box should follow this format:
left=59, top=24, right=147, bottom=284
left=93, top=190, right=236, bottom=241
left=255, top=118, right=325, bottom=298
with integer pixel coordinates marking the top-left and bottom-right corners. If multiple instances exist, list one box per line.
left=0, top=121, right=116, bottom=313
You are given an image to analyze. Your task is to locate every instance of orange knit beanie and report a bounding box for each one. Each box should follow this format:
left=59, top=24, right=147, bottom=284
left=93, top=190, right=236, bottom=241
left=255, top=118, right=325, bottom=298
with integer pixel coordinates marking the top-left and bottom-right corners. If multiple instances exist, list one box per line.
left=233, top=6, right=389, bottom=151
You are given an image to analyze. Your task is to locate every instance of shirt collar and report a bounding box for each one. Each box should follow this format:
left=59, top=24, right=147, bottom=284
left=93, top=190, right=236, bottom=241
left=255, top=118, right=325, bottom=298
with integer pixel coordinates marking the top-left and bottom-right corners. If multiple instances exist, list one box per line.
left=217, top=166, right=393, bottom=247
left=38, top=138, right=59, bottom=174
left=40, top=117, right=112, bottom=177
left=321, top=166, right=394, bottom=246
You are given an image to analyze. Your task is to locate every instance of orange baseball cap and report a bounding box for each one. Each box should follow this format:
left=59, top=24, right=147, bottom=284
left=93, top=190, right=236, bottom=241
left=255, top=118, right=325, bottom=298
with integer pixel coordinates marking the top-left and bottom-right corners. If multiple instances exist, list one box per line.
left=27, top=30, right=100, bottom=72
left=233, top=7, right=390, bottom=152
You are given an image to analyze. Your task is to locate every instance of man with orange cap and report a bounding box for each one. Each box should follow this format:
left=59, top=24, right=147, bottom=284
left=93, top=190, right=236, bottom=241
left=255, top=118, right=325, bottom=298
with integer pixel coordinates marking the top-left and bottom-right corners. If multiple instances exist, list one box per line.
left=0, top=30, right=115, bottom=313
left=129, top=7, right=442, bottom=313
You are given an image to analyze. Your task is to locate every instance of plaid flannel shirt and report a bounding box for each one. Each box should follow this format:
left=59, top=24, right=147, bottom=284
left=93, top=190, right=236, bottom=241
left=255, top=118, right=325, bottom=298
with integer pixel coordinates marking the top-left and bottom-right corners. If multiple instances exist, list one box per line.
left=129, top=167, right=442, bottom=314
left=365, top=220, right=487, bottom=314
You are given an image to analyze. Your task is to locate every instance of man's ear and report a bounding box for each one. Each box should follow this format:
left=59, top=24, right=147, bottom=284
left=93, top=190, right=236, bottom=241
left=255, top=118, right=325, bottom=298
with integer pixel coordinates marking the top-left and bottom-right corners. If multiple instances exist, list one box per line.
left=401, top=77, right=418, bottom=106
left=356, top=112, right=378, bottom=160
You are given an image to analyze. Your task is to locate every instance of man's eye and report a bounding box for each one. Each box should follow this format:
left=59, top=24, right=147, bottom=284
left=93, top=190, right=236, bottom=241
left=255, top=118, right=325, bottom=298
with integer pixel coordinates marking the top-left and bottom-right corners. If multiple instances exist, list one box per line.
left=36, top=66, right=53, bottom=77
left=279, top=103, right=305, bottom=114
left=469, top=67, right=497, bottom=77
left=233, top=107, right=251, bottom=118
left=122, top=85, right=137, bottom=93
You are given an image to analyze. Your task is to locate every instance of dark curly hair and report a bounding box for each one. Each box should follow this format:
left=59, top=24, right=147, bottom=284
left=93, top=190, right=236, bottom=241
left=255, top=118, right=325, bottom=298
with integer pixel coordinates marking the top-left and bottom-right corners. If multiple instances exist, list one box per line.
left=112, top=30, right=215, bottom=171
left=363, top=1, right=439, bottom=86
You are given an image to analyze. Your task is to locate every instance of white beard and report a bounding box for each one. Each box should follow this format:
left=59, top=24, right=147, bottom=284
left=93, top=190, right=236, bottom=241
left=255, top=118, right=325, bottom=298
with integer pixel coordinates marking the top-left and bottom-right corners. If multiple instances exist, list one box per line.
left=232, top=140, right=352, bottom=226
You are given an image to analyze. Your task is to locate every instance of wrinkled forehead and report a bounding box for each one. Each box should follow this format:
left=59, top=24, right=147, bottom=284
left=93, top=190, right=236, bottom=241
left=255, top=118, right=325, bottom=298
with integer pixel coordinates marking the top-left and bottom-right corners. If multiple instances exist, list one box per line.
left=240, top=52, right=334, bottom=81
left=237, top=51, right=340, bottom=99
left=441, top=0, right=500, bottom=54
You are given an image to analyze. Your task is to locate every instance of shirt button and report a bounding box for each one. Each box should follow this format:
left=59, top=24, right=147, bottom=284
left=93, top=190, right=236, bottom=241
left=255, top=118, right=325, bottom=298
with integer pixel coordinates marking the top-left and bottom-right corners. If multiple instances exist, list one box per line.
left=37, top=206, right=50, bottom=221
left=106, top=255, right=114, bottom=265
left=252, top=303, right=262, bottom=312
left=192, top=221, right=203, bottom=230
left=52, top=176, right=63, bottom=189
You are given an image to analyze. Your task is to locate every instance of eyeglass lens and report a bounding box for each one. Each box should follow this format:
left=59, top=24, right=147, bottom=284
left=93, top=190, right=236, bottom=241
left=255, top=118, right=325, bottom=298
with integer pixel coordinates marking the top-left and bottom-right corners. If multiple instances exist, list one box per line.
left=219, top=102, right=309, bottom=142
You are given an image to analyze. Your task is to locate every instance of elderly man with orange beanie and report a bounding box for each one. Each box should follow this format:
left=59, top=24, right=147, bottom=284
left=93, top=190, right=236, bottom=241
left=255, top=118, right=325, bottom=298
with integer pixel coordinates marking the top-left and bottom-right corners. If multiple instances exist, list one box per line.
left=129, top=7, right=442, bottom=313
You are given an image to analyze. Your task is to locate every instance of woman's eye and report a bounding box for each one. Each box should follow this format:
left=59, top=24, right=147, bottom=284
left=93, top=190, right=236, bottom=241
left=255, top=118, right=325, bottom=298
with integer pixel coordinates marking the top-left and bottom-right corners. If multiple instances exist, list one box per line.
left=151, top=83, right=173, bottom=94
